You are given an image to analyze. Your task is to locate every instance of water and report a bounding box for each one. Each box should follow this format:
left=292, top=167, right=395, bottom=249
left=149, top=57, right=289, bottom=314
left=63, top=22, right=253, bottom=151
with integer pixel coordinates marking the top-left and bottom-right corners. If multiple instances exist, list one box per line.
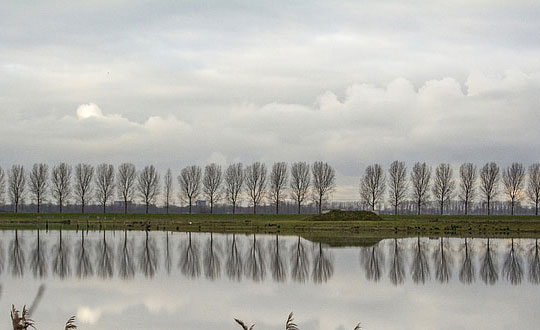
left=2, top=230, right=540, bottom=329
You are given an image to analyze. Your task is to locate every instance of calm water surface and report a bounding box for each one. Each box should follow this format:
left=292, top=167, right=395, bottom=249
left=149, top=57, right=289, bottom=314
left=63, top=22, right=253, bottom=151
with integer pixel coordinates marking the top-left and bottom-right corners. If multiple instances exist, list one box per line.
left=1, top=230, right=539, bottom=330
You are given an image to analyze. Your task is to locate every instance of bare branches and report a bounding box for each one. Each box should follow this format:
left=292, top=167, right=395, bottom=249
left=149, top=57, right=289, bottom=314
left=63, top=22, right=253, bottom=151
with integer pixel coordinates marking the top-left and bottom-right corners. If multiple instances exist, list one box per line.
left=179, top=165, right=202, bottom=214
left=528, top=164, right=540, bottom=215
left=51, top=163, right=72, bottom=213
left=225, top=163, right=244, bottom=214
left=29, top=164, right=48, bottom=213
left=387, top=161, right=407, bottom=215
left=432, top=163, right=455, bottom=215
left=410, top=162, right=431, bottom=215
left=163, top=169, right=173, bottom=214
left=480, top=162, right=500, bottom=215
left=459, top=163, right=477, bottom=215
left=502, top=163, right=525, bottom=215
left=138, top=165, right=160, bottom=214
left=360, top=163, right=385, bottom=211
left=312, top=161, right=335, bottom=214
left=290, top=162, right=310, bottom=214
left=8, top=165, right=26, bottom=213
left=95, top=164, right=115, bottom=213
left=203, top=163, right=222, bottom=214
left=0, top=166, right=5, bottom=205
left=269, top=162, right=288, bottom=214
left=117, top=163, right=136, bottom=214
left=245, top=162, right=267, bottom=214
left=74, top=163, right=94, bottom=213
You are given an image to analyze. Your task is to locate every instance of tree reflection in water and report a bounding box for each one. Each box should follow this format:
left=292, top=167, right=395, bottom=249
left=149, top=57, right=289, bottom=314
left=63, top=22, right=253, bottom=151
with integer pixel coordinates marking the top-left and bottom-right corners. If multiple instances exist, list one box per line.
left=52, top=230, right=70, bottom=279
left=312, top=242, right=333, bottom=284
left=75, top=231, right=92, bottom=278
left=361, top=244, right=384, bottom=282
left=411, top=237, right=430, bottom=284
left=180, top=232, right=200, bottom=279
left=10, top=230, right=26, bottom=277
left=164, top=232, right=172, bottom=275
left=244, top=234, right=266, bottom=282
left=480, top=238, right=498, bottom=285
left=290, top=237, right=310, bottom=283
left=118, top=230, right=135, bottom=280
left=30, top=230, right=47, bottom=279
left=502, top=238, right=523, bottom=285
left=388, top=238, right=405, bottom=285
left=226, top=234, right=243, bottom=281
left=139, top=231, right=158, bottom=278
left=269, top=235, right=287, bottom=282
left=459, top=238, right=475, bottom=284
left=204, top=233, right=221, bottom=280
left=529, top=239, right=540, bottom=284
left=433, top=238, right=452, bottom=283
left=96, top=231, right=114, bottom=279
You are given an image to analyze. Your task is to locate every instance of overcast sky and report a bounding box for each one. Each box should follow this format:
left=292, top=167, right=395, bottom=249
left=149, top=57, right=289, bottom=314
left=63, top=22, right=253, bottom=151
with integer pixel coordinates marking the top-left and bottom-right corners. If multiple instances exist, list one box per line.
left=1, top=0, right=540, bottom=198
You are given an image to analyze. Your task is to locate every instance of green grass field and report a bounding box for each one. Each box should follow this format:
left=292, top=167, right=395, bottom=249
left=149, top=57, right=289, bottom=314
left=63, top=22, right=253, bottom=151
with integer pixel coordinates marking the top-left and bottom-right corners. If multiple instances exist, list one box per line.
left=1, top=211, right=540, bottom=245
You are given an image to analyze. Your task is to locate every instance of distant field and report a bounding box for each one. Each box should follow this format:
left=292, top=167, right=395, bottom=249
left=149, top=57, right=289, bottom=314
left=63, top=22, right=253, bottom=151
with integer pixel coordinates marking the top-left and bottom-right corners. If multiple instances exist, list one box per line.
left=1, top=212, right=540, bottom=243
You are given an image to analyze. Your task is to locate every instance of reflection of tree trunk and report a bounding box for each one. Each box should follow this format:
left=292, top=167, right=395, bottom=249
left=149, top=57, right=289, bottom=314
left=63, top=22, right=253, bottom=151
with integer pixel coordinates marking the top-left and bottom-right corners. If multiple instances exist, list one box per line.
left=529, top=239, right=540, bottom=284
left=389, top=238, right=405, bottom=285
left=480, top=238, right=498, bottom=285
left=270, top=235, right=287, bottom=282
left=164, top=232, right=172, bottom=275
left=433, top=238, right=452, bottom=283
left=118, top=231, right=135, bottom=279
left=139, top=231, right=158, bottom=278
left=204, top=233, right=221, bottom=280
left=502, top=238, right=523, bottom=285
left=52, top=230, right=71, bottom=279
left=312, top=243, right=333, bottom=283
left=10, top=230, right=26, bottom=277
left=290, top=237, right=309, bottom=283
left=96, top=231, right=114, bottom=278
left=0, top=239, right=5, bottom=275
left=180, top=232, right=200, bottom=278
left=245, top=234, right=265, bottom=281
left=30, top=230, right=48, bottom=279
left=459, top=238, right=475, bottom=284
left=76, top=231, right=93, bottom=278
left=226, top=234, right=243, bottom=281
left=411, top=237, right=430, bottom=284
left=362, top=244, right=383, bottom=282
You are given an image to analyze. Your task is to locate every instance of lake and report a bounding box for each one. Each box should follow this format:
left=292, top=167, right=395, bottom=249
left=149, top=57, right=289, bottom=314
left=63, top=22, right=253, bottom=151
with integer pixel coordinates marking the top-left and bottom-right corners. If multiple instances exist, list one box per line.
left=2, top=230, right=539, bottom=329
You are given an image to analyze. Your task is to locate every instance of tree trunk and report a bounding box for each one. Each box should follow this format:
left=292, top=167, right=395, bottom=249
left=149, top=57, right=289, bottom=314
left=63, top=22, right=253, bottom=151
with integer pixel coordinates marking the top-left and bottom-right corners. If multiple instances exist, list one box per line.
left=103, top=202, right=106, bottom=214
left=82, top=200, right=85, bottom=214
left=124, top=198, right=128, bottom=214
left=417, top=199, right=421, bottom=215
left=487, top=198, right=491, bottom=216
left=145, top=202, right=149, bottom=214
left=536, top=200, right=538, bottom=216
left=253, top=202, right=257, bottom=215
left=394, top=204, right=398, bottom=215
left=232, top=202, right=236, bottom=214
left=276, top=200, right=279, bottom=214
left=464, top=200, right=468, bottom=215
left=298, top=201, right=301, bottom=214
left=440, top=201, right=444, bottom=215
left=189, top=199, right=192, bottom=214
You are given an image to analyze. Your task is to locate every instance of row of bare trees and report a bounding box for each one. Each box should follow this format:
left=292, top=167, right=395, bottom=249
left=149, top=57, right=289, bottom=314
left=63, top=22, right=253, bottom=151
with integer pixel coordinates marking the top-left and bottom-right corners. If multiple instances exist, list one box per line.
left=0, top=161, right=336, bottom=214
left=360, top=161, right=540, bottom=215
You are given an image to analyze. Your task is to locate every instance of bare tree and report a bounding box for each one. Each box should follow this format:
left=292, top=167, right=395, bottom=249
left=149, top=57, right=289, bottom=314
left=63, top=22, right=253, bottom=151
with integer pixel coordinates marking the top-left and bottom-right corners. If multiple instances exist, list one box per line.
left=51, top=163, right=72, bottom=213
left=387, top=161, right=407, bottom=215
left=432, top=163, right=455, bottom=215
left=224, top=163, right=244, bottom=214
left=459, top=163, right=477, bottom=215
left=117, top=163, right=136, bottom=214
left=480, top=162, right=500, bottom=215
left=0, top=166, right=5, bottom=205
left=410, top=162, right=431, bottom=215
left=290, top=162, right=310, bottom=214
left=163, top=168, right=173, bottom=214
left=203, top=163, right=223, bottom=214
left=8, top=165, right=26, bottom=213
left=95, top=164, right=115, bottom=213
left=179, top=165, right=202, bottom=214
left=29, top=163, right=48, bottom=213
left=528, top=164, right=540, bottom=215
left=269, top=162, right=288, bottom=214
left=312, top=161, right=335, bottom=214
left=245, top=162, right=267, bottom=214
left=502, top=163, right=525, bottom=215
left=74, top=163, right=94, bottom=213
left=138, top=165, right=160, bottom=214
left=360, top=163, right=386, bottom=211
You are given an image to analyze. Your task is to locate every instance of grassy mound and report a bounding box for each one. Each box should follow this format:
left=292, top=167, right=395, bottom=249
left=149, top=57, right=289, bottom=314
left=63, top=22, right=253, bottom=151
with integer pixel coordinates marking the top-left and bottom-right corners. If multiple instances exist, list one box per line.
left=308, top=210, right=382, bottom=221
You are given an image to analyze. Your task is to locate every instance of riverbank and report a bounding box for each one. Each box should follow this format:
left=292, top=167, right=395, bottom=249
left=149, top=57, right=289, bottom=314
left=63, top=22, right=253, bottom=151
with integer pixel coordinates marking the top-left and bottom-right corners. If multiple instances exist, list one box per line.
left=1, top=212, right=540, bottom=244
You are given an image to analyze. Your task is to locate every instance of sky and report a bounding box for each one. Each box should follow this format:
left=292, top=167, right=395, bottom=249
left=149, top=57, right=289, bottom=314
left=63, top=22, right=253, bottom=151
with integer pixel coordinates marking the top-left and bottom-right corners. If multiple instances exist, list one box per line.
left=1, top=0, right=540, bottom=199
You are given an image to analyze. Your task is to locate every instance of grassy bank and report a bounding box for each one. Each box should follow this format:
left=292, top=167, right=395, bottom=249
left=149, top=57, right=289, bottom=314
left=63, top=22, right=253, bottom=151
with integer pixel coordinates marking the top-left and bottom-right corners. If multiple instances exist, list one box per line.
left=1, top=211, right=540, bottom=245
